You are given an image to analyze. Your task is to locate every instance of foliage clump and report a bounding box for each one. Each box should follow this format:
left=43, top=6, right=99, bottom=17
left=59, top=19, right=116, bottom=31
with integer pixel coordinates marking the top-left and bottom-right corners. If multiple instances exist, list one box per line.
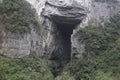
left=63, top=14, right=120, bottom=80
left=0, top=0, right=39, bottom=33
left=55, top=72, right=75, bottom=80
left=0, top=58, right=54, bottom=80
left=75, top=14, right=120, bottom=57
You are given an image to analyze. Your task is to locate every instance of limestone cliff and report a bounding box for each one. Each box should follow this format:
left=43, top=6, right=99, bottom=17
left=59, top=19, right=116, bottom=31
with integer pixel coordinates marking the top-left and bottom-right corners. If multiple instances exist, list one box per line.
left=0, top=0, right=120, bottom=59
left=27, top=0, right=120, bottom=59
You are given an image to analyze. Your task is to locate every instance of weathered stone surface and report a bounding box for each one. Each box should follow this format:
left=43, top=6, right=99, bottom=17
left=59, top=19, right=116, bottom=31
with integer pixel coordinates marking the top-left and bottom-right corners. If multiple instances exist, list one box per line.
left=1, top=25, right=43, bottom=58
left=1, top=0, right=120, bottom=59
left=39, top=0, right=89, bottom=60
left=42, top=0, right=88, bottom=24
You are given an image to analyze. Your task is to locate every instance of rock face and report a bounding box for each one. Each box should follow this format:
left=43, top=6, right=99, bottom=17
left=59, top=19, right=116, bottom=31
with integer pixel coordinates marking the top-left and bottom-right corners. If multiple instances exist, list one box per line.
left=40, top=0, right=88, bottom=60
left=42, top=0, right=88, bottom=24
left=1, top=0, right=120, bottom=59
left=1, top=26, right=43, bottom=58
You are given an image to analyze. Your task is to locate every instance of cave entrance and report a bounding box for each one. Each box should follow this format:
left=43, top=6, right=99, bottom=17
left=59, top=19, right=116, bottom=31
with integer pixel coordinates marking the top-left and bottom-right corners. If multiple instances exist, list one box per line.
left=57, top=23, right=76, bottom=60
left=50, top=22, right=78, bottom=76
left=52, top=21, right=78, bottom=62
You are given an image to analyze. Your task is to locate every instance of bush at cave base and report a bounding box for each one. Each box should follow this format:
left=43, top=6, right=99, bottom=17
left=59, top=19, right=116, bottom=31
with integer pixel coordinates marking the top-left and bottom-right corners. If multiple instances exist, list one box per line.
left=63, top=14, right=120, bottom=80
left=0, top=0, right=120, bottom=80
left=0, top=58, right=54, bottom=80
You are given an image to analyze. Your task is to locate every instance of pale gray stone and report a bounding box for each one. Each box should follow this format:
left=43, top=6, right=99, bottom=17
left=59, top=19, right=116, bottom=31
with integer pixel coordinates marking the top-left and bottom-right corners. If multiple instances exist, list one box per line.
left=1, top=0, right=120, bottom=59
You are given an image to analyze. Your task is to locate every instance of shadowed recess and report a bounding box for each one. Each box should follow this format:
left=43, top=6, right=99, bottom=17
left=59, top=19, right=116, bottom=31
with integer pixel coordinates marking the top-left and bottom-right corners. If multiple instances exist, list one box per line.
left=51, top=21, right=79, bottom=62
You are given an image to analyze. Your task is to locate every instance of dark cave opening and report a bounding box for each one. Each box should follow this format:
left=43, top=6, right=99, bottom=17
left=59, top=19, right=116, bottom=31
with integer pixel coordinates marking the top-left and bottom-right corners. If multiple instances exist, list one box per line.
left=50, top=15, right=82, bottom=62
left=50, top=22, right=78, bottom=76
left=56, top=23, right=76, bottom=60
left=52, top=22, right=78, bottom=62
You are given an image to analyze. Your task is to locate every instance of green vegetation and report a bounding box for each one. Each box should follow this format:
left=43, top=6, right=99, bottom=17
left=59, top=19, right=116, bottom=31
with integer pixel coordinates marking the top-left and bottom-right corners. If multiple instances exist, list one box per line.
left=62, top=14, right=120, bottom=80
left=0, top=0, right=120, bottom=79
left=0, top=0, right=40, bottom=33
left=75, top=14, right=120, bottom=57
left=55, top=72, right=75, bottom=80
left=0, top=57, right=54, bottom=80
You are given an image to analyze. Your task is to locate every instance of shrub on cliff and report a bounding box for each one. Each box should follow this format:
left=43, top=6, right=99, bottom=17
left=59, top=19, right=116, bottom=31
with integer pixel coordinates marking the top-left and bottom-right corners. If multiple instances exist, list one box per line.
left=0, top=0, right=40, bottom=33
left=64, top=39, right=120, bottom=80
left=63, top=14, right=120, bottom=80
left=0, top=58, right=54, bottom=80
left=75, top=14, right=120, bottom=57
left=55, top=72, right=75, bottom=80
